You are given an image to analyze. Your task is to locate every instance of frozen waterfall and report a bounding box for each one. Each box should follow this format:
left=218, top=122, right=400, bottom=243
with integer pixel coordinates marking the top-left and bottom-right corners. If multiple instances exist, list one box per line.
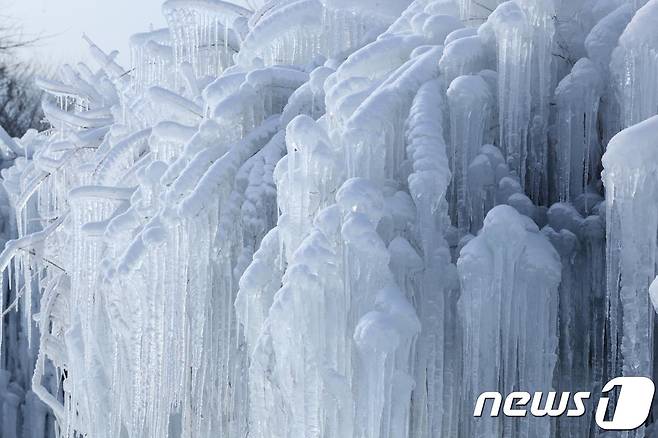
left=1, top=0, right=658, bottom=437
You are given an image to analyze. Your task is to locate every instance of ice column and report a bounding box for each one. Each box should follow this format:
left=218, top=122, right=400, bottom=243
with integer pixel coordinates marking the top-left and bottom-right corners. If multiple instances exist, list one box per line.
left=543, top=201, right=606, bottom=438
left=554, top=58, right=603, bottom=201
left=343, top=179, right=419, bottom=438
left=467, top=143, right=511, bottom=231
left=585, top=4, right=634, bottom=146
left=517, top=0, right=556, bottom=202
left=611, top=0, right=658, bottom=128
left=479, top=2, right=533, bottom=193
left=447, top=74, right=493, bottom=232
left=405, top=79, right=460, bottom=438
left=439, top=36, right=491, bottom=90
left=67, top=186, right=130, bottom=437
left=602, top=115, right=658, bottom=389
left=458, top=205, right=560, bottom=438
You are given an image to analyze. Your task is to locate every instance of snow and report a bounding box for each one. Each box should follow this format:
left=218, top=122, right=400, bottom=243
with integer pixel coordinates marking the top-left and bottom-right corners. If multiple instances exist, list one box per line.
left=0, top=0, right=657, bottom=437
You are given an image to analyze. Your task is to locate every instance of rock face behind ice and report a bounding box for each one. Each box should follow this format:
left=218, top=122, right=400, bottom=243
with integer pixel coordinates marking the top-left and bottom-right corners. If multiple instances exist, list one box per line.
left=1, top=0, right=658, bottom=437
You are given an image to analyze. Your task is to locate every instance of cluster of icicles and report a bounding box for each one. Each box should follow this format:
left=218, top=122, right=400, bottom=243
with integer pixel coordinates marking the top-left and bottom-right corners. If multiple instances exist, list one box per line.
left=1, top=0, right=658, bottom=437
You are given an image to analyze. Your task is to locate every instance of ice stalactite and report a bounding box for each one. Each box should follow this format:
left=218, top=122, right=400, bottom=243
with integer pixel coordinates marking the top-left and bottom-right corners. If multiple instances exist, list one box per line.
left=130, top=29, right=174, bottom=94
left=457, top=0, right=503, bottom=24
left=134, top=115, right=283, bottom=437
left=447, top=74, right=493, bottom=232
left=0, top=6, right=319, bottom=435
left=344, top=179, right=419, bottom=438
left=238, top=0, right=324, bottom=67
left=466, top=143, right=511, bottom=232
left=0, top=153, right=54, bottom=438
left=343, top=44, right=444, bottom=183
left=162, top=0, right=249, bottom=80
left=66, top=186, right=130, bottom=437
left=238, top=0, right=402, bottom=69
left=554, top=58, right=603, bottom=202
left=602, top=115, right=658, bottom=401
left=611, top=0, right=658, bottom=129
left=238, top=4, right=439, bottom=436
left=543, top=200, right=606, bottom=438
left=585, top=3, right=633, bottom=146
left=0, top=45, right=124, bottom=436
left=235, top=75, right=341, bottom=438
left=458, top=204, right=561, bottom=438
left=406, top=79, right=451, bottom=261
left=354, top=286, right=420, bottom=438
left=149, top=122, right=197, bottom=164
left=4, top=0, right=658, bottom=437
left=243, top=170, right=418, bottom=438
left=479, top=1, right=533, bottom=193
left=405, top=79, right=460, bottom=438
left=517, top=0, right=556, bottom=203
left=439, top=35, right=491, bottom=91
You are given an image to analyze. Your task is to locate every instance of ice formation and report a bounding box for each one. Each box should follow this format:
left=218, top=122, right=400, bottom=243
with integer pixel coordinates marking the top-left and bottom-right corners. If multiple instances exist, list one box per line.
left=0, top=0, right=658, bottom=437
left=459, top=204, right=561, bottom=437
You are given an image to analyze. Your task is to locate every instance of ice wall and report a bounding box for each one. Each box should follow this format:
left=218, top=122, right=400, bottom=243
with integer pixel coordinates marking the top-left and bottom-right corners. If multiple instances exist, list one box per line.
left=0, top=0, right=657, bottom=437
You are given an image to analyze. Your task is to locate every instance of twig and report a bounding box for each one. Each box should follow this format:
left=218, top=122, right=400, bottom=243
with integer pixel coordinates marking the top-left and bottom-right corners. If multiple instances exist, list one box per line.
left=18, top=248, right=67, bottom=273
left=118, top=68, right=136, bottom=79
left=473, top=1, right=494, bottom=13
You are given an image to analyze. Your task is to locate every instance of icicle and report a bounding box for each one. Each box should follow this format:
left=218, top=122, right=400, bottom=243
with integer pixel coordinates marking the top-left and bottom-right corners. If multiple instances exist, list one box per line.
left=2, top=1, right=653, bottom=437
left=458, top=0, right=502, bottom=24
left=585, top=3, right=634, bottom=147
left=516, top=0, right=557, bottom=203
left=446, top=74, right=493, bottom=232
left=602, top=115, right=658, bottom=406
left=479, top=1, right=533, bottom=192
left=543, top=200, right=606, bottom=437
left=458, top=204, right=560, bottom=438
left=553, top=58, right=603, bottom=201
left=611, top=0, right=658, bottom=129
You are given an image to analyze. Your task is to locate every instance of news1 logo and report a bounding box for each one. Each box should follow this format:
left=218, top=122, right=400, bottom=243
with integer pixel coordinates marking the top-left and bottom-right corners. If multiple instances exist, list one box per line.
left=474, top=377, right=655, bottom=431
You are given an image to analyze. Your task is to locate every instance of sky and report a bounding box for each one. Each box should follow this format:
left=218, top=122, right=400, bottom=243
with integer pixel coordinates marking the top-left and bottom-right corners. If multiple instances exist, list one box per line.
left=3, top=0, right=166, bottom=69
